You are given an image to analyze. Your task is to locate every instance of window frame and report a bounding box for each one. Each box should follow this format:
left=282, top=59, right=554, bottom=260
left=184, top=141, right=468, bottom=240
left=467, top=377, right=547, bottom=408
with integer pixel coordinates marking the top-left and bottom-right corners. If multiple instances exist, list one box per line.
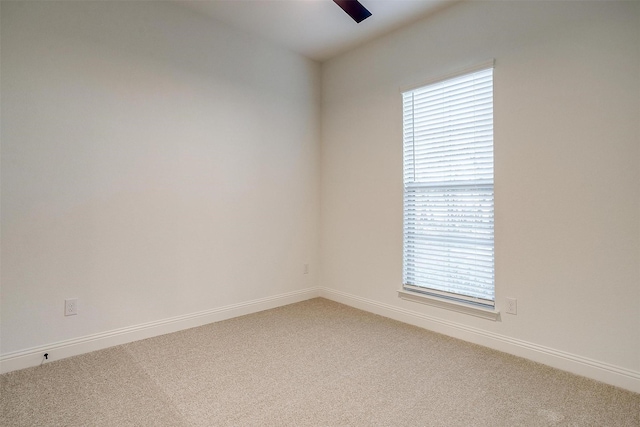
left=399, top=61, right=499, bottom=320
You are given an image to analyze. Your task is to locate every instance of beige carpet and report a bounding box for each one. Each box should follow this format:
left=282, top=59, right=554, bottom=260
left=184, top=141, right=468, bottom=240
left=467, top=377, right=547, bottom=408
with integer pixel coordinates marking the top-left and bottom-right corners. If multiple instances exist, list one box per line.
left=1, top=298, right=639, bottom=426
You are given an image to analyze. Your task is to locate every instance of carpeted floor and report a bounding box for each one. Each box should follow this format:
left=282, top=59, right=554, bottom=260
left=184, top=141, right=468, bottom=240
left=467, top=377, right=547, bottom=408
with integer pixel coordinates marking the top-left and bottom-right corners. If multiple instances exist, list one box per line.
left=1, top=298, right=639, bottom=426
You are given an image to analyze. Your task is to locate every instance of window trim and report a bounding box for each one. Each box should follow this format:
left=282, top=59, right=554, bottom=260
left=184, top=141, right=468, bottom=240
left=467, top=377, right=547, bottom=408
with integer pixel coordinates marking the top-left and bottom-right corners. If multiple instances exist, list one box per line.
left=398, top=289, right=500, bottom=321
left=400, top=60, right=497, bottom=317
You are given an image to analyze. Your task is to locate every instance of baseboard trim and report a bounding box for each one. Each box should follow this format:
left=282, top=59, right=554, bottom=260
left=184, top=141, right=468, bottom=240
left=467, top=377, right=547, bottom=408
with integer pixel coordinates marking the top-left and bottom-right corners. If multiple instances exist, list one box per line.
left=0, top=287, right=321, bottom=374
left=318, top=287, right=640, bottom=393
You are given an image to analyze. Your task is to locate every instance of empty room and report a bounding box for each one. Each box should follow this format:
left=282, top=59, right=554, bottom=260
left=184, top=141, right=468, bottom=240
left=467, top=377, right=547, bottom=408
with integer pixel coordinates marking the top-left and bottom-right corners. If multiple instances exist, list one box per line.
left=1, top=0, right=639, bottom=425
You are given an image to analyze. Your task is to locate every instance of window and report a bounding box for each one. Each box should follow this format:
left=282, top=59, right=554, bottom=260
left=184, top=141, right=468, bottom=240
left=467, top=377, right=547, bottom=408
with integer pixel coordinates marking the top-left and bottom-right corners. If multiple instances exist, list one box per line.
left=402, top=64, right=494, bottom=309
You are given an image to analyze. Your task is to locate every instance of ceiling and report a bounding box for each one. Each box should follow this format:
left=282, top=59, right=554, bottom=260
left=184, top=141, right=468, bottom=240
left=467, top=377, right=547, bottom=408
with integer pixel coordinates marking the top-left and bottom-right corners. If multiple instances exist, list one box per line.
left=180, top=0, right=455, bottom=62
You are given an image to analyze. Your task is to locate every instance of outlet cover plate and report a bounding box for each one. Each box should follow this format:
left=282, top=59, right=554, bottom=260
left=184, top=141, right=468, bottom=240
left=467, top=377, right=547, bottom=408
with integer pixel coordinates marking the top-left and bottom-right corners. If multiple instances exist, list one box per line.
left=65, top=298, right=78, bottom=316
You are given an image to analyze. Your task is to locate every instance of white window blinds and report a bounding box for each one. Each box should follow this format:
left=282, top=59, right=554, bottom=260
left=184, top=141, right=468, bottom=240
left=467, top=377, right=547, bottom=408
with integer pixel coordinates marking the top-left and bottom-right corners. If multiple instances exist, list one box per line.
left=402, top=66, right=495, bottom=307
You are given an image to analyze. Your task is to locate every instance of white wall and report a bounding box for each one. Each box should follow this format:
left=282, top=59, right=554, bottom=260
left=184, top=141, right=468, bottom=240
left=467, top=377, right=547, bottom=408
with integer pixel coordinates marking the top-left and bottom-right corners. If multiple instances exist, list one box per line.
left=321, top=0, right=639, bottom=380
left=1, top=1, right=320, bottom=355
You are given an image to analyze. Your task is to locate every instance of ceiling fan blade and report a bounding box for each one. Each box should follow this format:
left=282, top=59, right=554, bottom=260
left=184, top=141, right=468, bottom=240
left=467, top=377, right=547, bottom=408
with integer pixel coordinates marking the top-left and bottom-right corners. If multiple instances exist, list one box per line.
left=333, top=0, right=372, bottom=24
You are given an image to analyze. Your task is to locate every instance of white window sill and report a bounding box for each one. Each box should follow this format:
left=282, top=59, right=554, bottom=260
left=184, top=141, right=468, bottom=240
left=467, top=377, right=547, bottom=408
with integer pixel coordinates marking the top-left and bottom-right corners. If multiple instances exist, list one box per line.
left=398, top=289, right=501, bottom=321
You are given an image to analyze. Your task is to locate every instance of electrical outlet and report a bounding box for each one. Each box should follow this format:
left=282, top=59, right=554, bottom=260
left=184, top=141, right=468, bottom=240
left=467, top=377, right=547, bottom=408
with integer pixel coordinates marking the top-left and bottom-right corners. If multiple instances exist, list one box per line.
left=65, top=298, right=78, bottom=316
left=506, top=298, right=517, bottom=315
left=303, top=264, right=309, bottom=274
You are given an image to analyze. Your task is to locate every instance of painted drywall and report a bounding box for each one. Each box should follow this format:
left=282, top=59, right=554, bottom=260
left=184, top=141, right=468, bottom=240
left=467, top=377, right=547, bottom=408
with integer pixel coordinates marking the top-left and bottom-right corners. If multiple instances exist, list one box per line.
left=1, top=1, right=320, bottom=355
left=320, top=0, right=640, bottom=374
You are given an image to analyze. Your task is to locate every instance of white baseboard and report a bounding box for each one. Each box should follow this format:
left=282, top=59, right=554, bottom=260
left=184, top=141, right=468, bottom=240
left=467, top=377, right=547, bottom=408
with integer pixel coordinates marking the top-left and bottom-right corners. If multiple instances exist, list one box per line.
left=4, top=286, right=638, bottom=394
left=318, top=287, right=640, bottom=393
left=0, top=288, right=321, bottom=374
